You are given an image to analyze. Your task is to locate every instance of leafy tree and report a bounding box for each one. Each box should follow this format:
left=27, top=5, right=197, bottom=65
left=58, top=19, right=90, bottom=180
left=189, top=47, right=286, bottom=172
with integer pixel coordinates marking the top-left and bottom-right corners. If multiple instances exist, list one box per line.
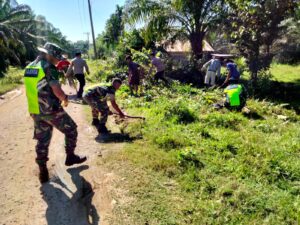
left=102, top=5, right=124, bottom=47
left=95, top=5, right=124, bottom=59
left=225, top=0, right=299, bottom=80
left=125, top=0, right=225, bottom=59
left=115, top=29, right=146, bottom=66
left=35, top=15, right=74, bottom=54
left=0, top=0, right=37, bottom=75
left=0, top=0, right=76, bottom=75
left=72, top=40, right=89, bottom=55
left=275, top=7, right=300, bottom=64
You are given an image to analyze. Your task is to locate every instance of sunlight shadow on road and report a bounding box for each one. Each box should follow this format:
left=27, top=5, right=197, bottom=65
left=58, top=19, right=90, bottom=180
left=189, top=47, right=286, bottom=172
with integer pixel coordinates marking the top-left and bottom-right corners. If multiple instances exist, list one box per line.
left=95, top=132, right=141, bottom=143
left=40, top=165, right=99, bottom=225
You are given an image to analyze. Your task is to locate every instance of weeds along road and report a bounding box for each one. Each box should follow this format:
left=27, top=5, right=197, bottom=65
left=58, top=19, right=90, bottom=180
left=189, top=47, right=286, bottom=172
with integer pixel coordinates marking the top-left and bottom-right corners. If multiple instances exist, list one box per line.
left=0, top=86, right=120, bottom=225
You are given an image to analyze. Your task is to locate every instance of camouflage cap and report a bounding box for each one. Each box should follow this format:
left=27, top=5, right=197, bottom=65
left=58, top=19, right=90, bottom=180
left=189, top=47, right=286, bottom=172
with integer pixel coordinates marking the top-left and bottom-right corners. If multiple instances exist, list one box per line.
left=37, top=42, right=63, bottom=59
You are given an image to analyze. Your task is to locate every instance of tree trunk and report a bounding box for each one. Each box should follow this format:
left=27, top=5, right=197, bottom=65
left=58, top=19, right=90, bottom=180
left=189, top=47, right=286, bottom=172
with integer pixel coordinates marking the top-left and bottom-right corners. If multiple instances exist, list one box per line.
left=249, top=57, right=259, bottom=82
left=189, top=32, right=205, bottom=60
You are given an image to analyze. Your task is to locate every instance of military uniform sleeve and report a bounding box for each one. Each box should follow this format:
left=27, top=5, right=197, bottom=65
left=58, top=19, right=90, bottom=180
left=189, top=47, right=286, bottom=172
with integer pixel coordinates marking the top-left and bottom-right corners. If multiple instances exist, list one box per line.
left=43, top=63, right=60, bottom=86
left=107, top=93, right=115, bottom=101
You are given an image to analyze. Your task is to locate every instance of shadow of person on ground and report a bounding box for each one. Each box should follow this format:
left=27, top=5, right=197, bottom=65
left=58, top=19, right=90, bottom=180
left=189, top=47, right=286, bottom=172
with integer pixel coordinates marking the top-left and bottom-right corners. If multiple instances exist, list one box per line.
left=67, top=166, right=100, bottom=225
left=40, top=165, right=99, bottom=225
left=242, top=110, right=265, bottom=120
left=95, top=132, right=142, bottom=143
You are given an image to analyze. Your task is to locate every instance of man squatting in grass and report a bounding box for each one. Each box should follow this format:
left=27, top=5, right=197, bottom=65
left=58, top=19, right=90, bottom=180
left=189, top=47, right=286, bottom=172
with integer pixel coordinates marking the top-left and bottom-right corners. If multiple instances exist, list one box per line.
left=214, top=59, right=247, bottom=111
left=83, top=78, right=125, bottom=134
left=148, top=52, right=169, bottom=86
left=126, top=55, right=141, bottom=96
left=24, top=43, right=87, bottom=184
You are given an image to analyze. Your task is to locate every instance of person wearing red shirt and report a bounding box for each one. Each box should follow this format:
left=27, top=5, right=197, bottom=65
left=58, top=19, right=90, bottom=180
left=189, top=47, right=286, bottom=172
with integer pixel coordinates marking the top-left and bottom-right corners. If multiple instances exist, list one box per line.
left=57, top=55, right=70, bottom=73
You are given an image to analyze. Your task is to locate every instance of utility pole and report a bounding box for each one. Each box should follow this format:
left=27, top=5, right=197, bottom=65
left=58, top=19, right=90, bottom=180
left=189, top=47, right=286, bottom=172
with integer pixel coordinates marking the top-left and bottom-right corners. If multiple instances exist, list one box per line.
left=83, top=32, right=90, bottom=59
left=83, top=32, right=90, bottom=44
left=87, top=0, right=97, bottom=59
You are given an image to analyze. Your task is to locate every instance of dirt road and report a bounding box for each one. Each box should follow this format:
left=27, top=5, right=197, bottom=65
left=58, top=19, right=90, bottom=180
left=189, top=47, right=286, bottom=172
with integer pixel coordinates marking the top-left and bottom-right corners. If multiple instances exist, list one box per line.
left=0, top=87, right=121, bottom=225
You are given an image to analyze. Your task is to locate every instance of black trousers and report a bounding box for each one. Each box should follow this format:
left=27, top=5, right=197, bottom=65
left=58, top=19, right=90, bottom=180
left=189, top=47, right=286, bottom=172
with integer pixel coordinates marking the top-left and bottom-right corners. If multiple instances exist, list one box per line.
left=75, top=74, right=85, bottom=98
left=154, top=71, right=168, bottom=85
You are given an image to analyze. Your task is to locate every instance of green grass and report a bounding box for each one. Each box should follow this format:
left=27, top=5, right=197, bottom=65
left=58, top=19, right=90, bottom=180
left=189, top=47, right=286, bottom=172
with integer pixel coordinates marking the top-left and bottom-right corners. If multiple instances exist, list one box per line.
left=86, top=59, right=124, bottom=83
left=240, top=63, right=300, bottom=85
left=0, top=67, right=24, bottom=95
left=270, top=64, right=300, bottom=84
left=98, top=82, right=300, bottom=225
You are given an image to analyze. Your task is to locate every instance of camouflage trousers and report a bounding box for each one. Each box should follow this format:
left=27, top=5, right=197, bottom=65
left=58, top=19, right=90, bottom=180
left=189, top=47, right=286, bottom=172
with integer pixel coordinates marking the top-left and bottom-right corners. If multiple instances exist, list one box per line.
left=83, top=95, right=109, bottom=124
left=31, top=110, right=78, bottom=165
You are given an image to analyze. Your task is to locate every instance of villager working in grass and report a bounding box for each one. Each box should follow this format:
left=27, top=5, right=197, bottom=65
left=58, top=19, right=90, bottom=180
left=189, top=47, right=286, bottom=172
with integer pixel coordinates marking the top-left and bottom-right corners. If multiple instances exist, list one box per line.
left=83, top=78, right=125, bottom=135
left=148, top=51, right=169, bottom=85
left=214, top=83, right=247, bottom=111
left=126, top=55, right=141, bottom=96
left=221, top=59, right=241, bottom=87
left=202, top=56, right=223, bottom=87
left=57, top=54, right=77, bottom=90
left=24, top=43, right=87, bottom=184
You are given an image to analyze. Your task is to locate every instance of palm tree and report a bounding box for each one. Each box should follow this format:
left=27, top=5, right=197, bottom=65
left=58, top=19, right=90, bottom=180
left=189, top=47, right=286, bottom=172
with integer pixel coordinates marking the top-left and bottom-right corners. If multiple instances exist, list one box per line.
left=0, top=0, right=74, bottom=75
left=0, top=0, right=37, bottom=75
left=125, top=0, right=225, bottom=59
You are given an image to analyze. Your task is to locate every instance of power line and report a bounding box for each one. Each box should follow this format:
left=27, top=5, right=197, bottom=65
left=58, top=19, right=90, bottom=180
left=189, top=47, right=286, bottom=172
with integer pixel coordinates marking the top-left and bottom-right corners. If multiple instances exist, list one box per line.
left=87, top=0, right=97, bottom=59
left=77, top=0, right=84, bottom=30
left=82, top=0, right=87, bottom=26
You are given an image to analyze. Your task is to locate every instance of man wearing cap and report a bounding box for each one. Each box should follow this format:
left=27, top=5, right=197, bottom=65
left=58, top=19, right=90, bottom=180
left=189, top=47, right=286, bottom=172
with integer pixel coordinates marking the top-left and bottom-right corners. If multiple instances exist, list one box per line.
left=24, top=42, right=87, bottom=184
left=68, top=52, right=90, bottom=98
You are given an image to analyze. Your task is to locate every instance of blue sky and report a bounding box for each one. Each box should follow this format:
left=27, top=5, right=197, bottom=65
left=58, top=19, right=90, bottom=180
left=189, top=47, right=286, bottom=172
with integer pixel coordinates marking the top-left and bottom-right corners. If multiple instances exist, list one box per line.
left=18, top=0, right=126, bottom=42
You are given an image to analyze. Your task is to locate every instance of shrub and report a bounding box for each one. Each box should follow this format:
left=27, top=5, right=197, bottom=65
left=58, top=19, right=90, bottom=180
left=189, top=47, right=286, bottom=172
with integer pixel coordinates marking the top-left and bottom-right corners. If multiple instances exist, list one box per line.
left=247, top=69, right=274, bottom=97
left=202, top=112, right=245, bottom=129
left=164, top=100, right=198, bottom=124
left=154, top=133, right=186, bottom=149
left=178, top=148, right=204, bottom=169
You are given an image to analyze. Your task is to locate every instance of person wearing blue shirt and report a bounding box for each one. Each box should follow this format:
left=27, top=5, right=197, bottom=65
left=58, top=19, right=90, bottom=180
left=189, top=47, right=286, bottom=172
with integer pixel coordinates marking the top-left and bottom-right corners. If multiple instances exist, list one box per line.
left=221, top=59, right=240, bottom=87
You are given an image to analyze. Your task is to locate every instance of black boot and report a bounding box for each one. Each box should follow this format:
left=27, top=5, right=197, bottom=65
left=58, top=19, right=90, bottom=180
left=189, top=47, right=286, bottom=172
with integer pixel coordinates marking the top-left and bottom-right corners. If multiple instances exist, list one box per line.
left=38, top=164, right=49, bottom=184
left=65, top=154, right=87, bottom=166
left=97, top=124, right=110, bottom=134
left=92, top=118, right=100, bottom=127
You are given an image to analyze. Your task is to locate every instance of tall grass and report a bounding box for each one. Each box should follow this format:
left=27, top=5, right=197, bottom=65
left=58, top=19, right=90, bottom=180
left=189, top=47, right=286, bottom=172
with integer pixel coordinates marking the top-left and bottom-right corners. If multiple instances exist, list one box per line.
left=0, top=67, right=24, bottom=95
left=102, top=82, right=300, bottom=225
left=270, top=63, right=300, bottom=84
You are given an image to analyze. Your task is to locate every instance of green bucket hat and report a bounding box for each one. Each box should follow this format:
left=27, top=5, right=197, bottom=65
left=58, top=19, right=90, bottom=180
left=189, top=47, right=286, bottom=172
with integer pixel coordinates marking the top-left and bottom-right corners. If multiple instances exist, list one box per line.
left=37, top=42, right=63, bottom=59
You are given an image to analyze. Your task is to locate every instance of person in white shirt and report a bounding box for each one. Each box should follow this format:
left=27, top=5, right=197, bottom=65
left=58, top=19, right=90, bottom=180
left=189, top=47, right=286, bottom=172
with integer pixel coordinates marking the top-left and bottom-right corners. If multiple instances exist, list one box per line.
left=68, top=52, right=90, bottom=98
left=148, top=52, right=168, bottom=85
left=202, top=56, right=223, bottom=87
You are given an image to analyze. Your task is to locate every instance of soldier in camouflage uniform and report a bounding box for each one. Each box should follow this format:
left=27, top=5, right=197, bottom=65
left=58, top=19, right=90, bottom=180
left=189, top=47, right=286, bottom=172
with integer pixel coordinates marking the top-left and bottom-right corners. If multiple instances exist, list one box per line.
left=83, top=79, right=125, bottom=134
left=24, top=43, right=87, bottom=183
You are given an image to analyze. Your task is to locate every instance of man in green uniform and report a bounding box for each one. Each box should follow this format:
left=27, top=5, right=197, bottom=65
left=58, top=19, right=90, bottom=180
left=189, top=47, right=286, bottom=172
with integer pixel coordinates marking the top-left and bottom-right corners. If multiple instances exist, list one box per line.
left=223, top=84, right=247, bottom=110
left=24, top=43, right=87, bottom=184
left=83, top=78, right=125, bottom=134
left=213, top=83, right=247, bottom=110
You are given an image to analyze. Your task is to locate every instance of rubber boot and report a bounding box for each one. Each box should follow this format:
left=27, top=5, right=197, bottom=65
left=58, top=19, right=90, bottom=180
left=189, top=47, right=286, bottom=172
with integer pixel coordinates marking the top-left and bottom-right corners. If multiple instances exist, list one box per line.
left=65, top=154, right=87, bottom=166
left=97, top=124, right=110, bottom=134
left=38, top=164, right=49, bottom=184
